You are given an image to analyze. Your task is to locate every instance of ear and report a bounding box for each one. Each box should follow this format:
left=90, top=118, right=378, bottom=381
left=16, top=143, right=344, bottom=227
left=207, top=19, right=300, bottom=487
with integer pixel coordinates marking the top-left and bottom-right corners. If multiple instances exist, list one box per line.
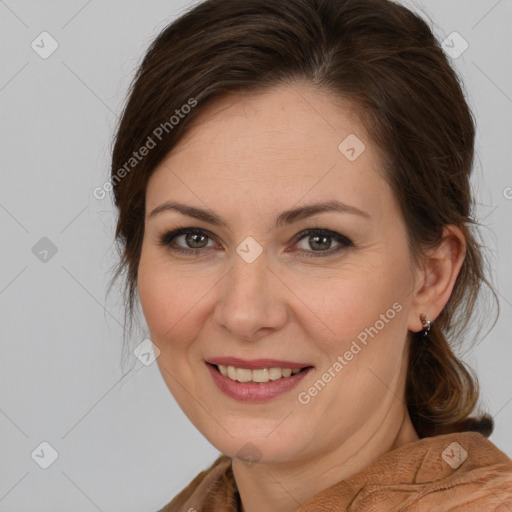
left=407, top=225, right=466, bottom=333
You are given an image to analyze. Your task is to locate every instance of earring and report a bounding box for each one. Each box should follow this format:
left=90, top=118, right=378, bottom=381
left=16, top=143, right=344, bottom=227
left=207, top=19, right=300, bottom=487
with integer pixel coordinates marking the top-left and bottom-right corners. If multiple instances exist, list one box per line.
left=420, top=313, right=431, bottom=337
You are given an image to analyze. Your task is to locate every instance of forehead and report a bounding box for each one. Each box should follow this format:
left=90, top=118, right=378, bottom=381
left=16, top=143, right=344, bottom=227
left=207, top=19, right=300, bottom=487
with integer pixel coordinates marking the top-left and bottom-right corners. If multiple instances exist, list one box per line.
left=146, top=82, right=393, bottom=225
left=167, top=82, right=371, bottom=166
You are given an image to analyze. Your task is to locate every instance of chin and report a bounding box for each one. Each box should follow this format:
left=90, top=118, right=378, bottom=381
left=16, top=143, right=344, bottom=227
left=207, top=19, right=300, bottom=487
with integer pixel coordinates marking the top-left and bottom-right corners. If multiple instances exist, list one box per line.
left=197, top=421, right=310, bottom=466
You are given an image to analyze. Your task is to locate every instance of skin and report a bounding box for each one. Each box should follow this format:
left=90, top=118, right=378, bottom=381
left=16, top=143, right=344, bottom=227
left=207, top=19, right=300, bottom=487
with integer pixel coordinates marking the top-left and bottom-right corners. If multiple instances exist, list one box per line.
left=137, top=81, right=466, bottom=512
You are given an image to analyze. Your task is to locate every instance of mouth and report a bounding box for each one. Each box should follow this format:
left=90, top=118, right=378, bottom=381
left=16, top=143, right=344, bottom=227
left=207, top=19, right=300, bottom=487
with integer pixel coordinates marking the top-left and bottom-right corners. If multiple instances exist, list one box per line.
left=205, top=361, right=314, bottom=402
left=206, top=362, right=313, bottom=384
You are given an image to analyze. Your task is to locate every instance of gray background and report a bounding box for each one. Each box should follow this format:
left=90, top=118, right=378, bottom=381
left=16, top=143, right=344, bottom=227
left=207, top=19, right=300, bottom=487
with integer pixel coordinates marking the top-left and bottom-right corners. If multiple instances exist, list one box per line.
left=1, top=0, right=511, bottom=510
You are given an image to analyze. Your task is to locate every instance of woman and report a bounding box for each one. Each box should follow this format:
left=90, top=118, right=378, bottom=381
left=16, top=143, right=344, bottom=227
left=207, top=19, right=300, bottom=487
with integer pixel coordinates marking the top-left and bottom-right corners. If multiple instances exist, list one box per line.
left=109, top=0, right=512, bottom=510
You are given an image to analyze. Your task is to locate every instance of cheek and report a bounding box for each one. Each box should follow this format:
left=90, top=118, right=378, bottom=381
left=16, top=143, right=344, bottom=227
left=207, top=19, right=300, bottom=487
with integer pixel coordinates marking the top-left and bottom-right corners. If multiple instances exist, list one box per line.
left=137, top=250, right=216, bottom=351
left=137, top=255, right=184, bottom=343
left=299, top=265, right=403, bottom=349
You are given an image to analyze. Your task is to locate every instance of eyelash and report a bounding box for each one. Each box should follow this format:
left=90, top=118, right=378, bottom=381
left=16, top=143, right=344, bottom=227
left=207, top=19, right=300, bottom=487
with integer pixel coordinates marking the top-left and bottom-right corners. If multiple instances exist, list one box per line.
left=157, top=226, right=353, bottom=258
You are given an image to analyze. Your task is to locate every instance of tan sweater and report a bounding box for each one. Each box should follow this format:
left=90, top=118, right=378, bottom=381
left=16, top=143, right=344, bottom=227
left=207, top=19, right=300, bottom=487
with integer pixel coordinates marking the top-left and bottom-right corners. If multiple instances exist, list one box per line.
left=158, top=431, right=512, bottom=511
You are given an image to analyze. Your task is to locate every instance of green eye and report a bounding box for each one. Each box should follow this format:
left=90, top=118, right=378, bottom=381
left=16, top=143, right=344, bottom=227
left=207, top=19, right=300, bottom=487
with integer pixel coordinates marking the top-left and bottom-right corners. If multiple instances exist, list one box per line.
left=290, top=229, right=352, bottom=258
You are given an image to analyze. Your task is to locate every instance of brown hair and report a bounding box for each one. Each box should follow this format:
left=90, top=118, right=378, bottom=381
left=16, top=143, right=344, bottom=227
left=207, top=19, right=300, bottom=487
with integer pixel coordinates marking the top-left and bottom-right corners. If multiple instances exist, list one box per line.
left=109, top=0, right=499, bottom=438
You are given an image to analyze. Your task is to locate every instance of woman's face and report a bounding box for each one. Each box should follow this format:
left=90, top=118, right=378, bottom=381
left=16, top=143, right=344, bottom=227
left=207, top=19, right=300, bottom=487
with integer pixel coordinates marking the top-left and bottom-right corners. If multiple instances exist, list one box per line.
left=138, top=82, right=422, bottom=464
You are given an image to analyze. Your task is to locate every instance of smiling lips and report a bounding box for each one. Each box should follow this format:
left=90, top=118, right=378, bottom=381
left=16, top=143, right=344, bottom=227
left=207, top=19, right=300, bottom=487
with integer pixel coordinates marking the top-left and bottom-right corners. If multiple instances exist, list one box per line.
left=205, top=357, right=314, bottom=401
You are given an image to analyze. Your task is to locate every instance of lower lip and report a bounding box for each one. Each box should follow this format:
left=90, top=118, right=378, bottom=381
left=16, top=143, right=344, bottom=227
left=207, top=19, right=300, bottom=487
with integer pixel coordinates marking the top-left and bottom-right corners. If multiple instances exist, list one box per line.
left=206, top=363, right=313, bottom=402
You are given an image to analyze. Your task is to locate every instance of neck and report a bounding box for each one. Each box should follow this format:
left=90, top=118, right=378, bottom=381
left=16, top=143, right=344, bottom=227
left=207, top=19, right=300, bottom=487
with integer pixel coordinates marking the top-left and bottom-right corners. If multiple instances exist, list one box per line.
left=233, top=408, right=419, bottom=512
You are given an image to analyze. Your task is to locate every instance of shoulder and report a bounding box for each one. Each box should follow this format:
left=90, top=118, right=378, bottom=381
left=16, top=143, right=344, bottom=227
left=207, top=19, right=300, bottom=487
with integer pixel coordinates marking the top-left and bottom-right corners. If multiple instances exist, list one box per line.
left=418, top=431, right=512, bottom=510
left=418, top=431, right=512, bottom=480
left=298, top=431, right=512, bottom=511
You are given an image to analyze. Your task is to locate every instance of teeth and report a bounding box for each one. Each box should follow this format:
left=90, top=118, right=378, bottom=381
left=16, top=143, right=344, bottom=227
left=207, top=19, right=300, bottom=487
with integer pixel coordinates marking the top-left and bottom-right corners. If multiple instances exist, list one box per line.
left=253, top=368, right=269, bottom=382
left=217, top=365, right=303, bottom=383
left=269, top=367, right=283, bottom=380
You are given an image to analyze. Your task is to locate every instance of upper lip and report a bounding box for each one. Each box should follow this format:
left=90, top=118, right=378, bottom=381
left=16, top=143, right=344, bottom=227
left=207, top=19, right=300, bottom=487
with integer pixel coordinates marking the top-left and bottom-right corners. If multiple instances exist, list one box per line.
left=206, top=357, right=312, bottom=370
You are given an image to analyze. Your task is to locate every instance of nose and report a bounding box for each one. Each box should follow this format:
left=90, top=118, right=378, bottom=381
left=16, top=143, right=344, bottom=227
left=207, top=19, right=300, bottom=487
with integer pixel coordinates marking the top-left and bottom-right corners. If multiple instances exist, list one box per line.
left=212, top=247, right=288, bottom=341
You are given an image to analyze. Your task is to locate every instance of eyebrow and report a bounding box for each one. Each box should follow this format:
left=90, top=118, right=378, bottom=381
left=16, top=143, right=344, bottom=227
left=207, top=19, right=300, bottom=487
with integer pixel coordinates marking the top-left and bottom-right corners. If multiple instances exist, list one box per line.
left=148, top=199, right=370, bottom=228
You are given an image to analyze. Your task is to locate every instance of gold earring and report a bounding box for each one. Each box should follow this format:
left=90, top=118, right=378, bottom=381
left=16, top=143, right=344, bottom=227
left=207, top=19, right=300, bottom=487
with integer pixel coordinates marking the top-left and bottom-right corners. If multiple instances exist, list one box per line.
left=420, top=313, right=431, bottom=337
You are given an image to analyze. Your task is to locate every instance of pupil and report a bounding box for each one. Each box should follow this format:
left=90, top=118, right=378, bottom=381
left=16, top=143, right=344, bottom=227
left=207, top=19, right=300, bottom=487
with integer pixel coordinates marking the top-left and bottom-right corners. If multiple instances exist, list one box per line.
left=311, top=235, right=330, bottom=250
left=187, top=233, right=206, bottom=248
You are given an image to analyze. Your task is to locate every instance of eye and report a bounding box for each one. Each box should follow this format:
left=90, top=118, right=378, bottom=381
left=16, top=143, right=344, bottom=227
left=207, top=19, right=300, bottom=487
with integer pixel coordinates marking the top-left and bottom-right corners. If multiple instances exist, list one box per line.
left=158, top=227, right=219, bottom=255
left=290, top=229, right=352, bottom=258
